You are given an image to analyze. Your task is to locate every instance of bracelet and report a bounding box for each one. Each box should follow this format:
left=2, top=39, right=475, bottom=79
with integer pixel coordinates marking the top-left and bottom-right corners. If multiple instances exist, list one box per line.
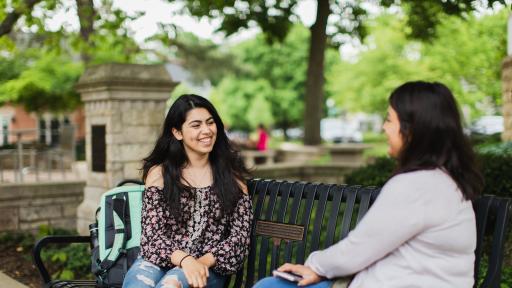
left=179, top=254, right=192, bottom=267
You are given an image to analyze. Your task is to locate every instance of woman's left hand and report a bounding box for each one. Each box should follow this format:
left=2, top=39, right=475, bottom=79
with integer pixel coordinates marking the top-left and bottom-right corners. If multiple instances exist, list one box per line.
left=278, top=263, right=323, bottom=286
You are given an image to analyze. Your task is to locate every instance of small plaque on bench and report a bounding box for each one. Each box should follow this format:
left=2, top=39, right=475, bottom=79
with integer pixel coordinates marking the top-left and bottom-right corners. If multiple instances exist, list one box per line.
left=255, top=220, right=304, bottom=242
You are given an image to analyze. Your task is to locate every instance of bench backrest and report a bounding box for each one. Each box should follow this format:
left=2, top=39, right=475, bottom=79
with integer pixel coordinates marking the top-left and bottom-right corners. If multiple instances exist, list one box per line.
left=226, top=179, right=512, bottom=288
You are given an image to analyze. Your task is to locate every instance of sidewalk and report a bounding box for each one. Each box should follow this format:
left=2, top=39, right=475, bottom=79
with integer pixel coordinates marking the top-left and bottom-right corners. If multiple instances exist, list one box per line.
left=0, top=271, right=29, bottom=288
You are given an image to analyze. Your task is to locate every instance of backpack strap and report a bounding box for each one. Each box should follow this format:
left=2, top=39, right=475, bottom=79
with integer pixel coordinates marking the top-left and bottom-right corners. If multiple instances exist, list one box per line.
left=96, top=194, right=128, bottom=275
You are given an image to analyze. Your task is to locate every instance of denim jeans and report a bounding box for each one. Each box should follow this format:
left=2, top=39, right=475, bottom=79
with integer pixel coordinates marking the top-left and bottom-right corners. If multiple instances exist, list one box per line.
left=123, top=257, right=227, bottom=288
left=252, top=276, right=333, bottom=288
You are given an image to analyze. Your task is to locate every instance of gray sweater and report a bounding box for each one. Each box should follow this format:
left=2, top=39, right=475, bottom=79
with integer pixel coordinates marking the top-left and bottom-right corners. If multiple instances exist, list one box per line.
left=305, top=169, right=475, bottom=288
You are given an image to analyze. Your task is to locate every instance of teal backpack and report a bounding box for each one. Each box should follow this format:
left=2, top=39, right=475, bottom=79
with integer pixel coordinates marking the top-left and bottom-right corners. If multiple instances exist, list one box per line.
left=90, top=180, right=145, bottom=287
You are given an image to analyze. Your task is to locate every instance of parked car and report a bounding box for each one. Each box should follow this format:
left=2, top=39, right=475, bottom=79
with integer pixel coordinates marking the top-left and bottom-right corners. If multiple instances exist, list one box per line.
left=470, top=116, right=504, bottom=135
left=321, top=118, right=363, bottom=143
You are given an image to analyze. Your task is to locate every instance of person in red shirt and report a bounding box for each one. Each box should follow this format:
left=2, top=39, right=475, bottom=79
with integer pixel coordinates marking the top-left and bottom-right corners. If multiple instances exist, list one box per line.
left=256, top=124, right=269, bottom=151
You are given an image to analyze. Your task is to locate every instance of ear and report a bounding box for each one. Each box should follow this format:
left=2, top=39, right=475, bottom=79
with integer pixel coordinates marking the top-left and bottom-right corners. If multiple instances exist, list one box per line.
left=172, top=128, right=183, bottom=140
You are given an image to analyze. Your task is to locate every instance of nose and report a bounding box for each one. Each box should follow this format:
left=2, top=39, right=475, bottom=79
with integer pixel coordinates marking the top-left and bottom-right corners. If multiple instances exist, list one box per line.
left=201, top=124, right=213, bottom=135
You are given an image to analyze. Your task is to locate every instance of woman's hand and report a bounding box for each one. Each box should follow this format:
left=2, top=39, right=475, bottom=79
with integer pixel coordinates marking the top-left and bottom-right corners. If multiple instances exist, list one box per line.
left=278, top=263, right=323, bottom=286
left=181, top=256, right=209, bottom=287
left=197, top=253, right=216, bottom=268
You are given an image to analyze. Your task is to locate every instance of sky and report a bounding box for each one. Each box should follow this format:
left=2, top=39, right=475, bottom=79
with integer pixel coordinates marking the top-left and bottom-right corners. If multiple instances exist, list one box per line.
left=111, top=0, right=318, bottom=44
left=44, top=0, right=318, bottom=46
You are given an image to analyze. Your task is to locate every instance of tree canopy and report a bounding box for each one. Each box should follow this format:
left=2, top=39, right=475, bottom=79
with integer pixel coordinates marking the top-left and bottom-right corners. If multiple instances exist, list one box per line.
left=210, top=25, right=339, bottom=137
left=178, top=0, right=509, bottom=144
left=327, top=9, right=507, bottom=121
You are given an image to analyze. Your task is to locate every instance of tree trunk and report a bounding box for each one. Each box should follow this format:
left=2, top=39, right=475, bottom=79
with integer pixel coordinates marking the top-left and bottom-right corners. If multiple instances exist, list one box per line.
left=76, top=0, right=95, bottom=64
left=0, top=0, right=42, bottom=37
left=303, top=0, right=330, bottom=145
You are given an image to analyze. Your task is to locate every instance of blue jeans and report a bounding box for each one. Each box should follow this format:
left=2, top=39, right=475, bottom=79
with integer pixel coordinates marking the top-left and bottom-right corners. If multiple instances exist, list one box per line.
left=253, top=276, right=333, bottom=288
left=123, top=257, right=227, bottom=288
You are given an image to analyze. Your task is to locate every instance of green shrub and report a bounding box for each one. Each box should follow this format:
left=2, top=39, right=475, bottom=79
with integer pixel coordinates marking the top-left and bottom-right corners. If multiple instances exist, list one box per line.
left=345, top=142, right=512, bottom=199
left=0, top=230, right=35, bottom=253
left=477, top=142, right=512, bottom=198
left=36, top=225, right=92, bottom=280
left=345, top=157, right=395, bottom=186
left=41, top=243, right=91, bottom=280
left=471, top=133, right=502, bottom=147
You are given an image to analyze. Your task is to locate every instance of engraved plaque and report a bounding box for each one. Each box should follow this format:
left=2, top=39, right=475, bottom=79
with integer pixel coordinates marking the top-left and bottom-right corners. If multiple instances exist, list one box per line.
left=91, top=125, right=106, bottom=172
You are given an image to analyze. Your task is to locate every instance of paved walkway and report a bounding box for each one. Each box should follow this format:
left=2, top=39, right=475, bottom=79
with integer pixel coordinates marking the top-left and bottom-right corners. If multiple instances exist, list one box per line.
left=0, top=271, right=29, bottom=288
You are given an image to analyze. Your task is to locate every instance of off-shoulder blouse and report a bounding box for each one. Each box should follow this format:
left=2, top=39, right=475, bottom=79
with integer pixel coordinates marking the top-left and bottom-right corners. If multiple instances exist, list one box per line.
left=139, top=185, right=253, bottom=275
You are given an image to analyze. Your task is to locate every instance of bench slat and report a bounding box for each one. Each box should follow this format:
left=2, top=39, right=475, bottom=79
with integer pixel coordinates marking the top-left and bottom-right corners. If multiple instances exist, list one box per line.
left=283, top=182, right=307, bottom=263
left=324, top=185, right=345, bottom=248
left=309, top=184, right=332, bottom=252
left=339, top=186, right=359, bottom=240
left=296, top=184, right=319, bottom=264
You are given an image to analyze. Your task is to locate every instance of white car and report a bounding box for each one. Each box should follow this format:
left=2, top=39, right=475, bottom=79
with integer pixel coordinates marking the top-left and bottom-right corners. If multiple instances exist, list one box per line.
left=321, top=118, right=363, bottom=143
left=470, top=116, right=504, bottom=135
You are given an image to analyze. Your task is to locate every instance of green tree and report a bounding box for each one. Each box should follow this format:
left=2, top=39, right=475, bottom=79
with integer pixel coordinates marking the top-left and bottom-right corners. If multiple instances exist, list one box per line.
left=327, top=9, right=507, bottom=119
left=0, top=0, right=143, bottom=112
left=180, top=0, right=367, bottom=144
left=148, top=29, right=241, bottom=86
left=423, top=10, right=507, bottom=117
left=327, top=15, right=432, bottom=115
left=211, top=77, right=274, bottom=131
left=211, top=25, right=339, bottom=137
left=0, top=51, right=83, bottom=111
left=179, top=0, right=505, bottom=145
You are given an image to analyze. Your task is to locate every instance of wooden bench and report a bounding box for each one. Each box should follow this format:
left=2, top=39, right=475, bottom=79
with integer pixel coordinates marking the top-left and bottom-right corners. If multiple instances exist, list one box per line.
left=33, top=179, right=512, bottom=288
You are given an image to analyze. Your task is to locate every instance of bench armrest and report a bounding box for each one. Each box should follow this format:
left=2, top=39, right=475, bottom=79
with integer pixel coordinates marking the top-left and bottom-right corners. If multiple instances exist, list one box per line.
left=32, top=235, right=91, bottom=284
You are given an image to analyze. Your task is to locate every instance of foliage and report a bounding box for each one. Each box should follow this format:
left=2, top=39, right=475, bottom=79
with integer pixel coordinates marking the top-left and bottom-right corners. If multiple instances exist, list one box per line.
left=39, top=225, right=91, bottom=280
left=344, top=156, right=395, bottom=187
left=327, top=15, right=432, bottom=115
left=179, top=0, right=372, bottom=144
left=345, top=143, right=512, bottom=200
left=389, top=0, right=508, bottom=40
left=0, top=51, right=83, bottom=111
left=423, top=10, right=507, bottom=116
left=472, top=132, right=503, bottom=148
left=0, top=0, right=143, bottom=113
left=0, top=230, right=34, bottom=251
left=211, top=25, right=339, bottom=134
left=211, top=77, right=274, bottom=131
left=150, top=30, right=241, bottom=86
left=477, top=142, right=512, bottom=198
left=327, top=9, right=507, bottom=118
left=0, top=225, right=91, bottom=281
left=41, top=242, right=91, bottom=280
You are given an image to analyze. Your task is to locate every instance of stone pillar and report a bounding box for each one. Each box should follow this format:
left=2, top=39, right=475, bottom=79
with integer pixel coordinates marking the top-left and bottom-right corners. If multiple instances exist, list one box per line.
left=503, top=14, right=512, bottom=142
left=503, top=57, right=512, bottom=141
left=75, top=63, right=178, bottom=234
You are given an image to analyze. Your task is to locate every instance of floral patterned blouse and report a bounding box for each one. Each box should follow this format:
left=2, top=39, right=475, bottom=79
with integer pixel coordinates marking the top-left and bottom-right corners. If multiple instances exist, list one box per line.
left=139, top=185, right=253, bottom=275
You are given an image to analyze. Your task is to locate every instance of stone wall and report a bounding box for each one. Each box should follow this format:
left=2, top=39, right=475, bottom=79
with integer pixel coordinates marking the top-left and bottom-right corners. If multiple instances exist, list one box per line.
left=0, top=181, right=85, bottom=233
left=503, top=57, right=512, bottom=141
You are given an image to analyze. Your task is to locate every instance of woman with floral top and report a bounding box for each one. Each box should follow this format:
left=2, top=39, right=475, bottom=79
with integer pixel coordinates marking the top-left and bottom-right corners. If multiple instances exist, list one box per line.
left=123, top=94, right=253, bottom=288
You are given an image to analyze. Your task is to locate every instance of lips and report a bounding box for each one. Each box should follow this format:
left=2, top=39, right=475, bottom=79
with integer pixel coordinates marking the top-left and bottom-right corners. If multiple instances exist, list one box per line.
left=198, top=137, right=213, bottom=145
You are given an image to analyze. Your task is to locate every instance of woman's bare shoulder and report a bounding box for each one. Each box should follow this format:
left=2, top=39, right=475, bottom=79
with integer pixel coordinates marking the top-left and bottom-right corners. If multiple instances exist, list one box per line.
left=145, top=165, right=164, bottom=188
left=236, top=178, right=249, bottom=195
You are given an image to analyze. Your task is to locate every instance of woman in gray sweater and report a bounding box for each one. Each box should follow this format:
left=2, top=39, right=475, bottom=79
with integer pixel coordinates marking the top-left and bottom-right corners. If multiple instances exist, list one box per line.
left=254, top=81, right=483, bottom=288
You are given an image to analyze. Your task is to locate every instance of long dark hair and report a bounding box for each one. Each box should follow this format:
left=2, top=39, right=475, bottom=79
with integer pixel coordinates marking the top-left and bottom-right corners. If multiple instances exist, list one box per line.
left=142, top=94, right=250, bottom=217
left=389, top=81, right=483, bottom=200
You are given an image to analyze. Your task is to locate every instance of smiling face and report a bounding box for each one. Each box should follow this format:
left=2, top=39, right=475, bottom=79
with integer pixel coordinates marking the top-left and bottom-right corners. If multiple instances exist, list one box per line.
left=172, top=108, right=217, bottom=157
left=382, top=106, right=404, bottom=158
